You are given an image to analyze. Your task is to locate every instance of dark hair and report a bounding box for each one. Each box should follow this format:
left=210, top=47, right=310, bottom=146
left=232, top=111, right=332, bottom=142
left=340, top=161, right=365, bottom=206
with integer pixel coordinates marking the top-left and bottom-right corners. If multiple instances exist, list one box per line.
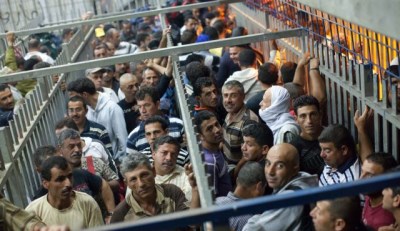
left=204, top=12, right=216, bottom=20
left=231, top=26, right=248, bottom=37
left=202, top=27, right=219, bottom=41
left=41, top=156, right=69, bottom=181
left=184, top=15, right=196, bottom=23
left=238, top=49, right=256, bottom=67
left=68, top=95, right=88, bottom=110
left=222, top=80, right=245, bottom=95
left=135, top=86, right=160, bottom=103
left=28, top=39, right=40, bottom=49
left=153, top=135, right=180, bottom=153
left=185, top=62, right=210, bottom=85
left=186, top=53, right=204, bottom=65
left=24, top=57, right=41, bottom=71
left=67, top=78, right=96, bottom=95
left=242, top=123, right=273, bottom=148
left=327, top=197, right=363, bottom=230
left=211, top=20, right=225, bottom=34
left=284, top=83, right=305, bottom=101
left=258, top=62, right=278, bottom=85
left=194, top=110, right=216, bottom=134
left=33, top=145, right=57, bottom=169
left=136, top=32, right=150, bottom=46
left=318, top=124, right=356, bottom=154
left=280, top=62, right=297, bottom=83
left=55, top=117, right=79, bottom=131
left=193, top=77, right=215, bottom=97
left=293, top=95, right=320, bottom=115
left=33, top=61, right=51, bottom=69
left=144, top=115, right=169, bottom=131
left=387, top=166, right=400, bottom=196
left=181, top=29, right=197, bottom=45
left=237, top=161, right=266, bottom=187
left=62, top=28, right=74, bottom=39
left=366, top=152, right=398, bottom=172
left=148, top=40, right=160, bottom=50
left=0, top=84, right=10, bottom=92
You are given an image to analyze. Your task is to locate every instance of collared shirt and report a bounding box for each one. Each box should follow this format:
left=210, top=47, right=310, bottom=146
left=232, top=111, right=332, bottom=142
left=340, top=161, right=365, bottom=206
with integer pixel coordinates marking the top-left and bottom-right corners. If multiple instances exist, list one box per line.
left=141, top=147, right=190, bottom=167
left=126, top=116, right=184, bottom=153
left=81, top=119, right=113, bottom=156
left=111, top=184, right=188, bottom=223
left=223, top=106, right=259, bottom=163
left=319, top=155, right=361, bottom=186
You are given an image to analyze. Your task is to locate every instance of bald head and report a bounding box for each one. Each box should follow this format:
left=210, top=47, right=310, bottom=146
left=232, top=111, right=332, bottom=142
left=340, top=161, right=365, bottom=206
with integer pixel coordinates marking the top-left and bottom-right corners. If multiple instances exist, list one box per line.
left=120, top=73, right=137, bottom=84
left=119, top=73, right=139, bottom=99
left=265, top=143, right=299, bottom=190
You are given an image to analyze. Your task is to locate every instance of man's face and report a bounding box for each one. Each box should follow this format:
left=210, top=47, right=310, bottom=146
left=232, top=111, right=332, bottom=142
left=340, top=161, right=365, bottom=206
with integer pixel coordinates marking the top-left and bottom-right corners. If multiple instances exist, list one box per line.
left=241, top=136, right=266, bottom=162
left=229, top=46, right=243, bottom=64
left=145, top=122, right=168, bottom=147
left=59, top=137, right=83, bottom=168
left=106, top=42, right=115, bottom=56
left=382, top=187, right=398, bottom=212
left=67, top=101, right=87, bottom=126
left=185, top=19, right=198, bottom=31
left=122, top=23, right=132, bottom=34
left=141, top=35, right=152, bottom=48
left=142, top=69, right=159, bottom=87
left=265, top=147, right=298, bottom=190
left=115, top=63, right=128, bottom=75
left=295, top=105, right=322, bottom=137
left=43, top=166, right=73, bottom=201
left=198, top=85, right=218, bottom=108
left=0, top=88, right=14, bottom=110
left=222, top=86, right=244, bottom=113
left=87, top=72, right=103, bottom=90
left=152, top=143, right=179, bottom=175
left=310, top=201, right=336, bottom=231
left=319, top=142, right=347, bottom=169
left=124, top=165, right=156, bottom=200
left=259, top=89, right=272, bottom=110
left=94, top=48, right=106, bottom=59
left=120, top=76, right=139, bottom=97
left=111, top=31, right=121, bottom=47
left=360, top=159, right=384, bottom=179
left=137, top=95, right=159, bottom=120
left=200, top=117, right=223, bottom=145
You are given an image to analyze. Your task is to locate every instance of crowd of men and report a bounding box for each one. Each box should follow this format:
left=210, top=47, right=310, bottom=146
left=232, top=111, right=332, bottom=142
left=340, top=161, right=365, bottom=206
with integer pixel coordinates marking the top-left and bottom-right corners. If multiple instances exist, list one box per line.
left=1, top=2, right=400, bottom=231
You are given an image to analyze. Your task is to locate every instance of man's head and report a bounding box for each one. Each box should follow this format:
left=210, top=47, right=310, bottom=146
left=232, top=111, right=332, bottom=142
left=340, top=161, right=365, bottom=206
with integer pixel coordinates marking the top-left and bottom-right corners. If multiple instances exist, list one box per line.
left=120, top=153, right=156, bottom=200
left=194, top=110, right=222, bottom=147
left=144, top=115, right=169, bottom=148
left=258, top=62, right=279, bottom=86
left=222, top=80, right=245, bottom=114
left=121, top=20, right=133, bottom=34
left=280, top=62, right=297, bottom=83
left=142, top=67, right=160, bottom=87
left=265, top=143, right=299, bottom=190
left=93, top=44, right=107, bottom=59
left=67, top=95, right=88, bottom=126
left=152, top=136, right=180, bottom=176
left=185, top=62, right=210, bottom=86
left=106, top=28, right=121, bottom=47
left=193, top=77, right=218, bottom=109
left=0, top=84, right=14, bottom=110
left=310, top=196, right=362, bottom=231
left=67, top=78, right=97, bottom=99
left=119, top=73, right=139, bottom=99
left=238, top=49, right=256, bottom=68
left=41, top=156, right=73, bottom=201
left=181, top=29, right=198, bottom=45
left=55, top=117, right=79, bottom=137
left=136, top=87, right=160, bottom=120
left=57, top=128, right=83, bottom=168
left=229, top=46, right=245, bottom=64
left=318, top=124, right=356, bottom=169
left=385, top=65, right=400, bottom=112
left=293, top=95, right=322, bottom=138
left=105, top=42, right=116, bottom=56
left=28, top=39, right=40, bottom=51
left=136, top=32, right=151, bottom=49
left=382, top=166, right=400, bottom=214
left=184, top=15, right=198, bottom=31
left=237, top=161, right=267, bottom=197
left=241, top=123, right=273, bottom=162
left=33, top=145, right=57, bottom=173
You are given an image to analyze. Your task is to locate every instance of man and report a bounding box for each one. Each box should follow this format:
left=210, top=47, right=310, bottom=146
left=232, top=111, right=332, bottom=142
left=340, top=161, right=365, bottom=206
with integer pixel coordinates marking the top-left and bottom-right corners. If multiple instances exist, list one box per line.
left=180, top=15, right=199, bottom=35
left=310, top=196, right=367, bottom=231
left=93, top=44, right=107, bottom=59
left=24, top=38, right=55, bottom=65
left=290, top=95, right=325, bottom=175
left=26, top=156, right=103, bottom=229
left=226, top=49, right=263, bottom=102
left=216, top=45, right=244, bottom=88
left=192, top=77, right=226, bottom=125
left=85, top=68, right=119, bottom=103
left=141, top=115, right=190, bottom=167
left=194, top=110, right=232, bottom=197
left=126, top=87, right=184, bottom=153
left=67, top=95, right=113, bottom=156
left=318, top=124, right=361, bottom=186
left=142, top=67, right=160, bottom=88
left=134, top=32, right=151, bottom=53
left=222, top=80, right=259, bottom=165
left=381, top=166, right=400, bottom=231
left=105, top=28, right=137, bottom=56
left=243, top=143, right=318, bottom=230
left=117, top=73, right=140, bottom=133
left=67, top=78, right=127, bottom=161
left=215, top=162, right=267, bottom=231
left=0, top=84, right=15, bottom=127
left=110, top=153, right=199, bottom=222
left=120, top=20, right=136, bottom=43
left=361, top=153, right=397, bottom=230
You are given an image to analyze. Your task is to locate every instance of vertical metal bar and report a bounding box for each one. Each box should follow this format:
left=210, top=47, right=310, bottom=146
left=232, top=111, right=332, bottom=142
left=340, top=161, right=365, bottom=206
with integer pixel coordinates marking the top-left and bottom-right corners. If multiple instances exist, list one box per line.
left=393, top=125, right=398, bottom=161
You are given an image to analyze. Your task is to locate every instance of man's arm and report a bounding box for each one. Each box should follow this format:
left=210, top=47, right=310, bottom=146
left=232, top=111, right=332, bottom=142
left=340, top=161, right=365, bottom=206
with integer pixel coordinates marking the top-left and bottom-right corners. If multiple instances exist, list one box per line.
left=101, top=178, right=116, bottom=224
left=354, top=106, right=374, bottom=163
left=5, top=32, right=18, bottom=71
left=111, top=105, right=128, bottom=161
left=185, top=164, right=200, bottom=209
left=308, top=58, right=327, bottom=105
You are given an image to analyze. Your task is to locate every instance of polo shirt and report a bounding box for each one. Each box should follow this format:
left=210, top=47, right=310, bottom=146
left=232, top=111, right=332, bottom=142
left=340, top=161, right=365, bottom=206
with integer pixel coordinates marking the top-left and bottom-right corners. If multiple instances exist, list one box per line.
left=319, top=155, right=361, bottom=186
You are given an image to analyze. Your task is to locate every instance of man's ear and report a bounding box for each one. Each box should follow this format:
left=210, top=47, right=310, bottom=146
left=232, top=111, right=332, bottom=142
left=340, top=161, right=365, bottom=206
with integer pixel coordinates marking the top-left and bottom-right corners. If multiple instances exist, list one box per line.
left=42, top=179, right=49, bottom=190
left=340, top=145, right=349, bottom=156
left=334, top=218, right=346, bottom=231
left=261, top=145, right=270, bottom=156
left=393, top=194, right=400, bottom=208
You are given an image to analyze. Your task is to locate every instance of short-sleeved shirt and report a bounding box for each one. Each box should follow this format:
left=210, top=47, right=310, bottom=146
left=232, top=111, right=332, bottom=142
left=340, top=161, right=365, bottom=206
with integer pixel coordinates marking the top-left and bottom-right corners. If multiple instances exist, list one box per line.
left=223, top=106, right=259, bottom=163
left=362, top=196, right=395, bottom=230
left=117, top=99, right=140, bottom=134
left=215, top=192, right=252, bottom=231
left=290, top=135, right=324, bottom=175
left=319, top=155, right=361, bottom=186
left=203, top=148, right=232, bottom=197
left=111, top=184, right=188, bottom=223
left=26, top=191, right=103, bottom=230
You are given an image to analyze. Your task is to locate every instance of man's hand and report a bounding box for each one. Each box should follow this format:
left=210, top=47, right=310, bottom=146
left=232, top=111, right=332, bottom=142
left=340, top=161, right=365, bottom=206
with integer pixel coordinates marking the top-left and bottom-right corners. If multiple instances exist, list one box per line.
left=354, top=106, right=372, bottom=132
left=298, top=52, right=311, bottom=67
left=309, top=58, right=320, bottom=69
left=6, top=32, right=16, bottom=47
left=185, top=163, right=197, bottom=189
